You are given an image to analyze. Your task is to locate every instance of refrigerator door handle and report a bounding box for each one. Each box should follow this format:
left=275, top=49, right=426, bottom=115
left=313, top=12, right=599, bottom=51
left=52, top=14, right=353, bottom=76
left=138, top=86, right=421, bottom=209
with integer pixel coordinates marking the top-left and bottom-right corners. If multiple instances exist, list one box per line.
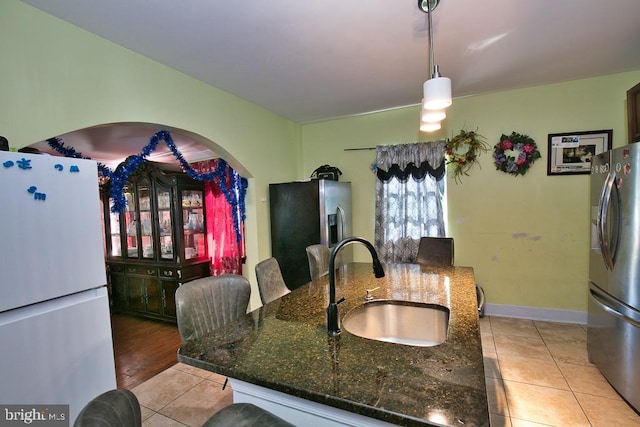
left=336, top=205, right=346, bottom=242
left=597, top=172, right=616, bottom=270
left=590, top=288, right=640, bottom=328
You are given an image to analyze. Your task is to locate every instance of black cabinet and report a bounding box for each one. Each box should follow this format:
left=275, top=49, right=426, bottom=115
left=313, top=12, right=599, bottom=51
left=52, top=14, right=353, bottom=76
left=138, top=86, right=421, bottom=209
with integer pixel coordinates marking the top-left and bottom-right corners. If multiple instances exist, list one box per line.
left=101, top=160, right=210, bottom=323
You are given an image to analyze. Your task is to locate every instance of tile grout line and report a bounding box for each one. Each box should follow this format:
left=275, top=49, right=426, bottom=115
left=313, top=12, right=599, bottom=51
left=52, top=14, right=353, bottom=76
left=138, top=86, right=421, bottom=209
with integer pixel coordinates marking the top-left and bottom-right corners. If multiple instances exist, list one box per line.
left=486, top=316, right=514, bottom=425
left=534, top=319, right=596, bottom=426
left=153, top=367, right=233, bottom=426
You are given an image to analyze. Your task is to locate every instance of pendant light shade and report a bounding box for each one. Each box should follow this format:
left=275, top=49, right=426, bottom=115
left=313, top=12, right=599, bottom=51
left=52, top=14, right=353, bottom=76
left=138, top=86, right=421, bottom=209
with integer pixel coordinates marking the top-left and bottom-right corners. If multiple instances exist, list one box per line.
left=423, top=76, right=452, bottom=110
left=419, top=120, right=441, bottom=132
left=420, top=104, right=446, bottom=122
left=418, top=0, right=451, bottom=131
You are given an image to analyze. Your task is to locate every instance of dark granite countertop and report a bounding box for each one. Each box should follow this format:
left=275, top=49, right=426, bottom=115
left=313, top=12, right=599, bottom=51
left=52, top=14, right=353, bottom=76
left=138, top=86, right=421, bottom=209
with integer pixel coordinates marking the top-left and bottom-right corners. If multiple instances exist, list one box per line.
left=178, top=263, right=489, bottom=427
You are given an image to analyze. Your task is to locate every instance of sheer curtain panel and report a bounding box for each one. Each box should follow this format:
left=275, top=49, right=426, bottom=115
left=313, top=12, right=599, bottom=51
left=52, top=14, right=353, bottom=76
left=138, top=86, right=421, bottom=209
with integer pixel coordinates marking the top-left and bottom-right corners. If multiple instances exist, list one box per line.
left=374, top=141, right=446, bottom=263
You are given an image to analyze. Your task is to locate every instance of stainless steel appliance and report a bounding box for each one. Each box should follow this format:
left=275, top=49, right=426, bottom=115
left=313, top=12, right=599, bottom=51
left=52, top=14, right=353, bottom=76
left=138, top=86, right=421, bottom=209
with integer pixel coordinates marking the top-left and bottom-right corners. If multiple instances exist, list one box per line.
left=0, top=152, right=117, bottom=422
left=589, top=143, right=640, bottom=412
left=269, top=180, right=352, bottom=289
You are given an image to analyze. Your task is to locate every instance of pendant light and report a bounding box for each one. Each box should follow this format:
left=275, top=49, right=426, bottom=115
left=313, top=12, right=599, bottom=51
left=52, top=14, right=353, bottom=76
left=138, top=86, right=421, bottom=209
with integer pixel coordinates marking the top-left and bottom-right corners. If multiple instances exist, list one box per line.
left=419, top=0, right=452, bottom=132
left=420, top=101, right=446, bottom=122
left=420, top=121, right=442, bottom=132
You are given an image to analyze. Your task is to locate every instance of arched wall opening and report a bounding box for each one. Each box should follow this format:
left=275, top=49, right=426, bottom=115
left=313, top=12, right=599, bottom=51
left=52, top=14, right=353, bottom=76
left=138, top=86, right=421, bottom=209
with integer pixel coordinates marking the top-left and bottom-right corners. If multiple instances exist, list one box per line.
left=26, top=121, right=263, bottom=311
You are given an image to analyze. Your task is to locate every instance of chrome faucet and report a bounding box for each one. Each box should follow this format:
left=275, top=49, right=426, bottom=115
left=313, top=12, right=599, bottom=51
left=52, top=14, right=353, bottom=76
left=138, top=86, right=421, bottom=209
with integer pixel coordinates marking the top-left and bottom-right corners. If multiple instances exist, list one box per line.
left=327, top=237, right=385, bottom=336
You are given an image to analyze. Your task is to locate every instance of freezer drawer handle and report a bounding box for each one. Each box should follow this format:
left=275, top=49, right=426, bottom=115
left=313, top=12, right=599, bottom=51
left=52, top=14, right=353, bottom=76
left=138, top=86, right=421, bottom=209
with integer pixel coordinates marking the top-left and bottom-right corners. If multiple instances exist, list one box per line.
left=590, top=289, right=640, bottom=328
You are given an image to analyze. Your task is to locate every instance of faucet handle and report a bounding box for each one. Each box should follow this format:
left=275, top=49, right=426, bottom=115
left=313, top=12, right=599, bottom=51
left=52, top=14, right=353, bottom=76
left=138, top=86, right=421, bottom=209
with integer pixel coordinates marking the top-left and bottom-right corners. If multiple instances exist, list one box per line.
left=365, top=287, right=380, bottom=301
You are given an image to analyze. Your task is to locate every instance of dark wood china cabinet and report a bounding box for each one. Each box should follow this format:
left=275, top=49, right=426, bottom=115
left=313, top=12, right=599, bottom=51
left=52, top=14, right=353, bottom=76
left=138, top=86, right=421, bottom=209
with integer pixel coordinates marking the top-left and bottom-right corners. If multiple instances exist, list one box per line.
left=101, top=160, right=209, bottom=323
left=628, top=81, right=640, bottom=144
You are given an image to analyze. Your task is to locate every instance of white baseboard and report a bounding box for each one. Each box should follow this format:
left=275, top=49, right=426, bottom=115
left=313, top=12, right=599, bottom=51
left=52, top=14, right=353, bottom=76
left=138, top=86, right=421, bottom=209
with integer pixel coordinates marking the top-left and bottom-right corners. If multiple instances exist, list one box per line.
left=484, top=303, right=587, bottom=325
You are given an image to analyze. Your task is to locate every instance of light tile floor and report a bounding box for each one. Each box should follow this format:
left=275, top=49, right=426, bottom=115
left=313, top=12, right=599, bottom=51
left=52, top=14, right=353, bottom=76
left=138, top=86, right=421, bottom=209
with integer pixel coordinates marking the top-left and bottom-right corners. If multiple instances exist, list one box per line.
left=482, top=316, right=640, bottom=427
left=131, top=316, right=640, bottom=426
left=133, top=363, right=232, bottom=427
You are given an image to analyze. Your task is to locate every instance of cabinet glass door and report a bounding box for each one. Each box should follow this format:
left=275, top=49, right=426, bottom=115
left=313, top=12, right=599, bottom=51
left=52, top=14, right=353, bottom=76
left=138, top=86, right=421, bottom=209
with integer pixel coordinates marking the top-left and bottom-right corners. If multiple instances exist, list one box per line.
left=124, top=185, right=138, bottom=258
left=157, top=186, right=174, bottom=260
left=108, top=198, right=122, bottom=257
left=182, top=190, right=205, bottom=260
left=138, top=179, right=154, bottom=259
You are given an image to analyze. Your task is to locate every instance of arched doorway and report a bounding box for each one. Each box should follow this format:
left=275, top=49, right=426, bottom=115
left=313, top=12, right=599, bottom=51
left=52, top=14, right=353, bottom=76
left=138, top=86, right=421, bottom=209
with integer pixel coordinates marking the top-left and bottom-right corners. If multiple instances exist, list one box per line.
left=27, top=121, right=252, bottom=388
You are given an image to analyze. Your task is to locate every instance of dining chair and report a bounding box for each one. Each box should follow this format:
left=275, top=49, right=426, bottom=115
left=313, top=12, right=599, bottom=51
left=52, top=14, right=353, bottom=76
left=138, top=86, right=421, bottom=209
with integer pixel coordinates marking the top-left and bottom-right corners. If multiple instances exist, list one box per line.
left=416, top=237, right=455, bottom=266
left=203, top=403, right=295, bottom=427
left=176, top=274, right=251, bottom=390
left=175, top=274, right=252, bottom=343
left=76, top=390, right=293, bottom=427
left=74, top=388, right=141, bottom=427
left=255, top=257, right=290, bottom=305
left=416, top=236, right=485, bottom=317
left=306, top=244, right=330, bottom=280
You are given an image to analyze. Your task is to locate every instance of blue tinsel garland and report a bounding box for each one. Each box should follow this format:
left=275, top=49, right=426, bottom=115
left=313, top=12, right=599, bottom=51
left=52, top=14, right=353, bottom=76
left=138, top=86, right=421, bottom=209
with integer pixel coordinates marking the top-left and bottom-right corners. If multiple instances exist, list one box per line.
left=46, top=130, right=248, bottom=242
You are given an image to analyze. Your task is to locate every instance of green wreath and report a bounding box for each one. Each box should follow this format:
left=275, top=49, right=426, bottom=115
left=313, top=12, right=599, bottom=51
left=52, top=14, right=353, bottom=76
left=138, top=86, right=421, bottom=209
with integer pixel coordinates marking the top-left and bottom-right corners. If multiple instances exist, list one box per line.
left=445, top=129, right=489, bottom=183
left=493, top=132, right=541, bottom=176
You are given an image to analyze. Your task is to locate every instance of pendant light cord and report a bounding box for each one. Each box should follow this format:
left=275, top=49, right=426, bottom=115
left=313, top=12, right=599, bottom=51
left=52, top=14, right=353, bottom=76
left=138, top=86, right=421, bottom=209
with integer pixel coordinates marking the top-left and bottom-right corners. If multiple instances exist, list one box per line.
left=427, top=1, right=441, bottom=79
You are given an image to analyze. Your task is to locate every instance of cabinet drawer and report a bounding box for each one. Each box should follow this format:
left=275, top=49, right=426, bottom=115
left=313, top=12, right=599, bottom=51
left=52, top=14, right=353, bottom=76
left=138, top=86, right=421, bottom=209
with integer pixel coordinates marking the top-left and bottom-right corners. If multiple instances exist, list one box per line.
left=108, top=263, right=125, bottom=274
left=159, top=267, right=181, bottom=279
left=126, top=265, right=158, bottom=277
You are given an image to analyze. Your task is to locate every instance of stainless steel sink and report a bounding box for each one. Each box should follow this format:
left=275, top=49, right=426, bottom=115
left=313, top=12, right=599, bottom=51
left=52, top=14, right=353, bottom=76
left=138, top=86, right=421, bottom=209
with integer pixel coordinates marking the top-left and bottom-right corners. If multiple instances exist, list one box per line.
left=342, top=300, right=449, bottom=347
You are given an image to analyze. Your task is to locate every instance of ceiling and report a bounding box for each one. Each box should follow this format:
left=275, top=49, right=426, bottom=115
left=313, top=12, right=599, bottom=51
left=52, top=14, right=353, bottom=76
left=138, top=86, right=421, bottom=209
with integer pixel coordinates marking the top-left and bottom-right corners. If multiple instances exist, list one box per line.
left=20, top=0, right=640, bottom=165
left=29, top=123, right=220, bottom=170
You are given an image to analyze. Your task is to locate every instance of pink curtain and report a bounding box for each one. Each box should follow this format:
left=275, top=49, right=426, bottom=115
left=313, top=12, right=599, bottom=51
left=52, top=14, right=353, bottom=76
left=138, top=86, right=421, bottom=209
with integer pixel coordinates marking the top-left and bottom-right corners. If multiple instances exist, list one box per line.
left=191, top=159, right=245, bottom=275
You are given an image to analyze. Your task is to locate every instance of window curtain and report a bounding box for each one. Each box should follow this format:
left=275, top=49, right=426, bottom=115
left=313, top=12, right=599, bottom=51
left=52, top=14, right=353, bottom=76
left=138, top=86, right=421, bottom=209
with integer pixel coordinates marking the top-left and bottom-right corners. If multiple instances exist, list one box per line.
left=190, top=159, right=246, bottom=275
left=374, top=141, right=447, bottom=263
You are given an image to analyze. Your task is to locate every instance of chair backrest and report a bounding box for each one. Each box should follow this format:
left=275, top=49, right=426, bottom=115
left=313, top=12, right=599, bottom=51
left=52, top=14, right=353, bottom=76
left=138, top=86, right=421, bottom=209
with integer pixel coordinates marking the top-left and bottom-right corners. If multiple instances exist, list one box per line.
left=175, top=275, right=251, bottom=343
left=203, top=402, right=295, bottom=427
left=306, top=244, right=330, bottom=280
left=255, top=257, right=290, bottom=305
left=416, top=237, right=454, bottom=266
left=74, top=388, right=141, bottom=427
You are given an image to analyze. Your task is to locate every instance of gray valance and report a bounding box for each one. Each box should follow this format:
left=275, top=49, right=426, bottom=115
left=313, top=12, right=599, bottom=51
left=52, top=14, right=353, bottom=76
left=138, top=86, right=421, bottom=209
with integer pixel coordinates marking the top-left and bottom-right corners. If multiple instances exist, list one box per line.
left=375, top=141, right=446, bottom=182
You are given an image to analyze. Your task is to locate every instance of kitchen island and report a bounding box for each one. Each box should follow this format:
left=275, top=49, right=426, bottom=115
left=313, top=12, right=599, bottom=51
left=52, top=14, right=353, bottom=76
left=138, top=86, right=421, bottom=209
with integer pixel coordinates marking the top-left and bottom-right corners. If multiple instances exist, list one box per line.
left=178, top=263, right=489, bottom=426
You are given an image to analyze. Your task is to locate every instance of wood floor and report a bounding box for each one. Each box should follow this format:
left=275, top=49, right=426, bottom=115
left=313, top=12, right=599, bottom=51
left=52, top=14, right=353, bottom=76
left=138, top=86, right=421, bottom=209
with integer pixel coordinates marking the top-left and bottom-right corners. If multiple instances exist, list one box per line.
left=110, top=314, right=183, bottom=389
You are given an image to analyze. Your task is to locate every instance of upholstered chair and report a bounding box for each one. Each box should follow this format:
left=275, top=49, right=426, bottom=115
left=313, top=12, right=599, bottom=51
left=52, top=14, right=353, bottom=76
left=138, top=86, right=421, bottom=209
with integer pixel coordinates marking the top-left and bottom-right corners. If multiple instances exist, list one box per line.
left=416, top=237, right=454, bottom=266
left=305, top=244, right=330, bottom=280
left=74, top=389, right=141, bottom=427
left=203, top=403, right=295, bottom=427
left=255, top=257, right=290, bottom=305
left=175, top=275, right=251, bottom=343
left=415, top=236, right=485, bottom=317
left=75, top=390, right=292, bottom=427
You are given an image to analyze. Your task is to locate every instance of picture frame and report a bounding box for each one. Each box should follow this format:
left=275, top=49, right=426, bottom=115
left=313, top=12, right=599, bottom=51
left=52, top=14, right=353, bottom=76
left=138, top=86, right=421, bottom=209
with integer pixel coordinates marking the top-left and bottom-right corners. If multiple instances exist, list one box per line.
left=547, top=129, right=612, bottom=175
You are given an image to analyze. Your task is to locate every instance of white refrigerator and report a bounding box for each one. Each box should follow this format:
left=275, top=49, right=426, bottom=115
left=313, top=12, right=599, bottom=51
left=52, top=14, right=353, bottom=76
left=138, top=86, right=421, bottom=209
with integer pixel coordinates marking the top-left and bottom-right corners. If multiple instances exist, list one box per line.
left=0, top=151, right=116, bottom=422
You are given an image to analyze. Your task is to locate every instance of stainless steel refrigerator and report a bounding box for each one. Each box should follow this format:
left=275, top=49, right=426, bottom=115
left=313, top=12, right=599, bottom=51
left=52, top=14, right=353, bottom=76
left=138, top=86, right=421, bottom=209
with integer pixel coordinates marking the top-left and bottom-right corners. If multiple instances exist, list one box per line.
left=269, top=180, right=352, bottom=289
left=0, top=152, right=116, bottom=423
left=589, top=143, right=640, bottom=412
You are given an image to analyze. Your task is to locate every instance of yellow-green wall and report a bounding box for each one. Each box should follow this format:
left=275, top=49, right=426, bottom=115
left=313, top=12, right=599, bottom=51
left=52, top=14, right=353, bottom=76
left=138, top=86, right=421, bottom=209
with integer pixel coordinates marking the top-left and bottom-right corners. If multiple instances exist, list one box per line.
left=4, top=0, right=640, bottom=314
left=302, top=70, right=640, bottom=313
left=1, top=0, right=302, bottom=310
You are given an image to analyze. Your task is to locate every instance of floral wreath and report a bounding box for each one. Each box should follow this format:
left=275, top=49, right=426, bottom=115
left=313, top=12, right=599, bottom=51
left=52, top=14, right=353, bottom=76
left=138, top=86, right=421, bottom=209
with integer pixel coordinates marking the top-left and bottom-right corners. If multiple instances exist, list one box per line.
left=445, top=129, right=489, bottom=183
left=493, top=132, right=541, bottom=176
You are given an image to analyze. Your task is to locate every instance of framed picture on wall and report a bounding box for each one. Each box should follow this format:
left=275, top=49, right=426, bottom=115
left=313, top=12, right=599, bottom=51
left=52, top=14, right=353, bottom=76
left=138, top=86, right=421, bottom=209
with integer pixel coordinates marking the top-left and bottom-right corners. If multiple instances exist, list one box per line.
left=547, top=129, right=612, bottom=175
